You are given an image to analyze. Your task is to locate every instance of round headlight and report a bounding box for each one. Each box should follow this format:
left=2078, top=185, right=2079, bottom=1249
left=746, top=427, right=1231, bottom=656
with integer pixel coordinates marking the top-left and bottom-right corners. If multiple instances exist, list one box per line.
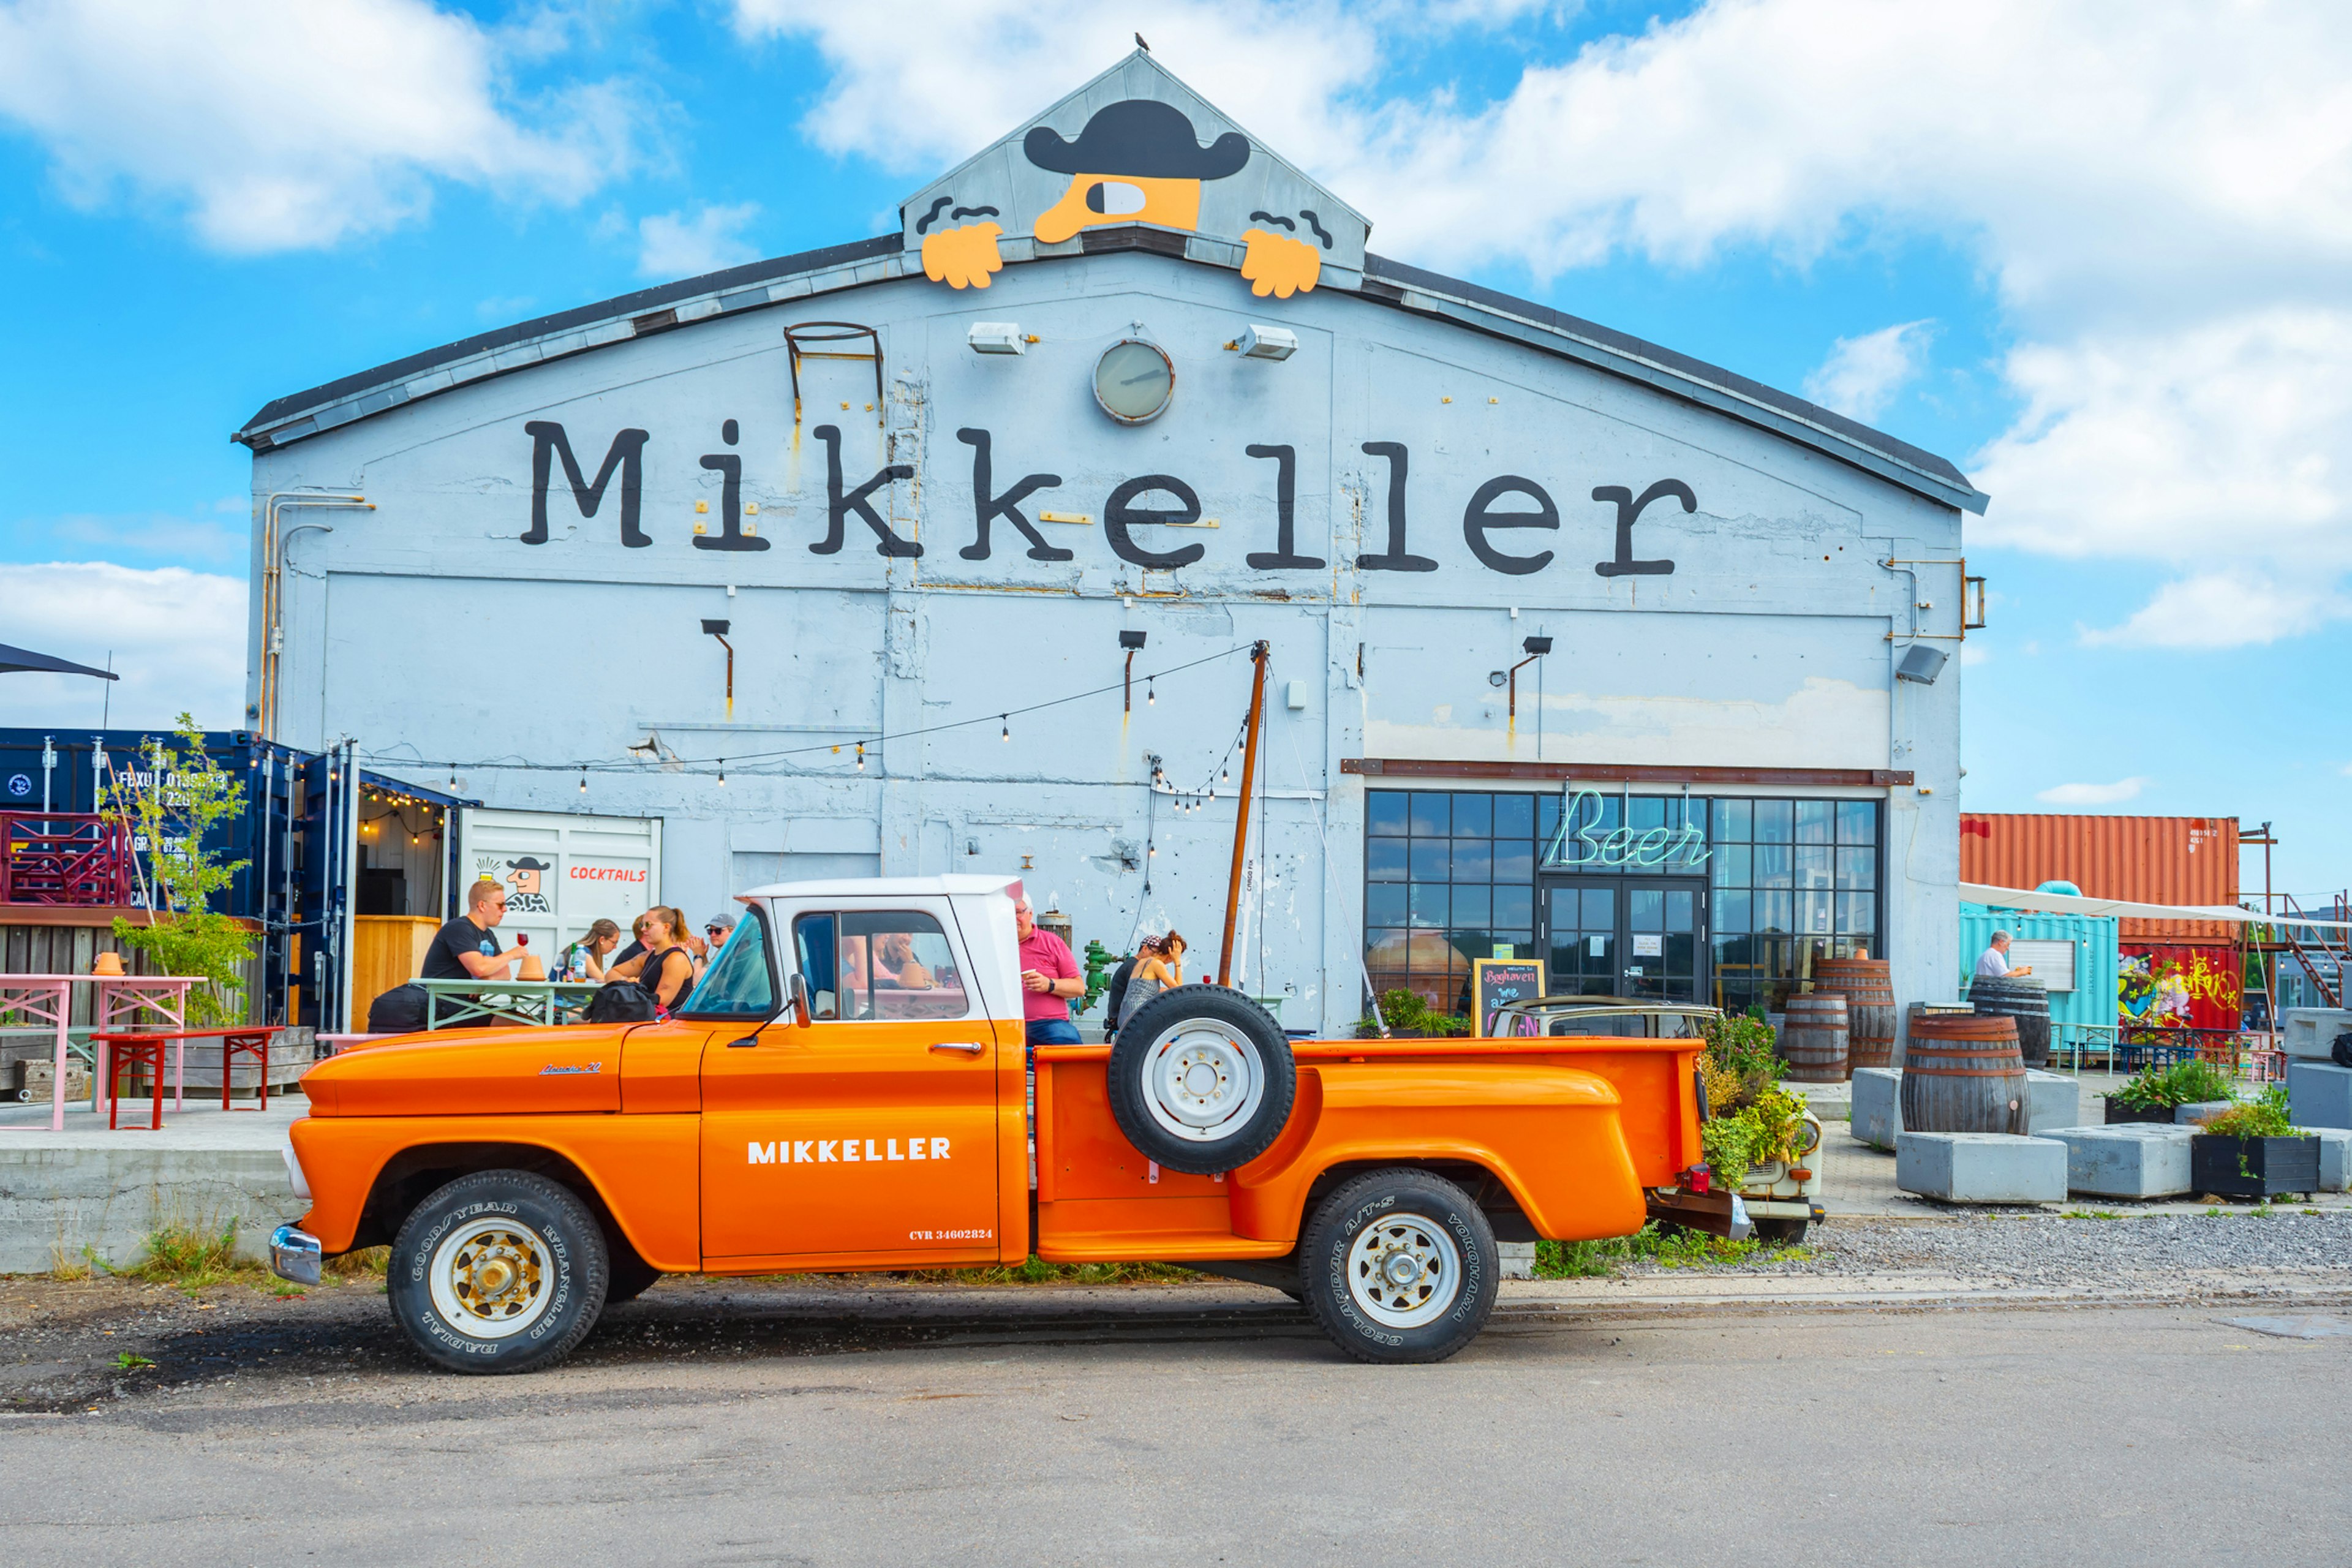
left=1094, top=339, right=1174, bottom=424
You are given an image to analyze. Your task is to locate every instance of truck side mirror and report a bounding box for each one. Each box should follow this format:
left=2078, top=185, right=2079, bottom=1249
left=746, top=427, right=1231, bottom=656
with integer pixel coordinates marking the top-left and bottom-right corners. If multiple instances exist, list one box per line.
left=784, top=971, right=813, bottom=1030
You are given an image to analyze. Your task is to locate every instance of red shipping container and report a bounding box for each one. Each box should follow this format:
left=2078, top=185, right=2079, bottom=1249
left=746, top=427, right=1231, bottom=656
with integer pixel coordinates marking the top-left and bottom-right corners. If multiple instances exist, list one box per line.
left=1959, top=813, right=2240, bottom=944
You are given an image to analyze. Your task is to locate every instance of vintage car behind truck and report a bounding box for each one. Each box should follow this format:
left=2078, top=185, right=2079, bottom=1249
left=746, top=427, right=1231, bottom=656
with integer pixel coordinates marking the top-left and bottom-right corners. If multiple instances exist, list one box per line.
left=273, top=875, right=1721, bottom=1371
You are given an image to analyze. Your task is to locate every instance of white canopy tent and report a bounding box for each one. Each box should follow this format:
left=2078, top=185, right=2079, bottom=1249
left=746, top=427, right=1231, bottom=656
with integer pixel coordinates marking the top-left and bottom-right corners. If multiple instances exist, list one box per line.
left=1961, top=884, right=2352, bottom=932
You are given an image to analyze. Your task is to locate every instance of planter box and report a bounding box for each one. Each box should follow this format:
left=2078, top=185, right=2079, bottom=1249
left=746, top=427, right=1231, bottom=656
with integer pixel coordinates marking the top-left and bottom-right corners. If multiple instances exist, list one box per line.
left=2190, top=1134, right=2322, bottom=1199
left=2105, top=1100, right=2175, bottom=1125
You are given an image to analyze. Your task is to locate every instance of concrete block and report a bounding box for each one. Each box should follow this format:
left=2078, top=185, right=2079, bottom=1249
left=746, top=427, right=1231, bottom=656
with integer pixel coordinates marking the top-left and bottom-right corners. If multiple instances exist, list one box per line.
left=2175, top=1100, right=2236, bottom=1126
left=1497, top=1241, right=1536, bottom=1280
left=2316, top=1130, right=2350, bottom=1194
left=0, top=1144, right=306, bottom=1273
left=2286, top=1061, right=2352, bottom=1131
left=1896, top=1132, right=2068, bottom=1204
left=2038, top=1124, right=2195, bottom=1199
left=1854, top=1068, right=1902, bottom=1150
left=2024, top=1069, right=2081, bottom=1135
left=2280, top=1008, right=2352, bottom=1060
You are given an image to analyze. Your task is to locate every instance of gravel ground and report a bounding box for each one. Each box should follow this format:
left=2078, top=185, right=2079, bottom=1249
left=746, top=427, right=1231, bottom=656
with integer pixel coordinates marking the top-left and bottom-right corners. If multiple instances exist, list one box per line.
left=1641, top=1210, right=2352, bottom=1286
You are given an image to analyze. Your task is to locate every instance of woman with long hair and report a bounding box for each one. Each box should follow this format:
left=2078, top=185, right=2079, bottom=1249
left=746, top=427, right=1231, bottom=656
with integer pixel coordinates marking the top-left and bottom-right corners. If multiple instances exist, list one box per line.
left=1115, top=929, right=1186, bottom=1035
left=612, top=907, right=696, bottom=1015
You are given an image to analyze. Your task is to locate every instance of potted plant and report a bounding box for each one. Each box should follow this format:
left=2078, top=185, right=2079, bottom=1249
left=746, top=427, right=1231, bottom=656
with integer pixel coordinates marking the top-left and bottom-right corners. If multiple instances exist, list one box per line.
left=1692, top=1015, right=1818, bottom=1242
left=1355, top=990, right=1472, bottom=1039
left=2105, top=1059, right=2234, bottom=1124
left=2190, top=1088, right=2321, bottom=1199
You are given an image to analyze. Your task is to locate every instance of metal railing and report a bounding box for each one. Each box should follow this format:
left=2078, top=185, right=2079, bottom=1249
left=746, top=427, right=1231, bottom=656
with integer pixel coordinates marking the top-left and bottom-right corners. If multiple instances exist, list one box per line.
left=0, top=813, right=132, bottom=906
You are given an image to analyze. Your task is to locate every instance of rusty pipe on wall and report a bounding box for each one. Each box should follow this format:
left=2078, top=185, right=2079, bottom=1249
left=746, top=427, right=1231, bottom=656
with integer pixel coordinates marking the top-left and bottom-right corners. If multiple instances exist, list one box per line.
left=1217, top=640, right=1271, bottom=988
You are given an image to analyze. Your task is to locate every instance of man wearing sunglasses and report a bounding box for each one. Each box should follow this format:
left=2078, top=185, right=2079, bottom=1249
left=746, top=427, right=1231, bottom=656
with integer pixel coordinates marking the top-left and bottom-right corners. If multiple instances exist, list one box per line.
left=421, top=878, right=531, bottom=984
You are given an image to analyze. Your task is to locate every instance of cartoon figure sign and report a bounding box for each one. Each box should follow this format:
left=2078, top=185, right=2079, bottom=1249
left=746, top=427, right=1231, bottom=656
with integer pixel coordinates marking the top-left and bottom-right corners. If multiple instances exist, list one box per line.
left=502, top=855, right=555, bottom=915
left=907, top=52, right=1358, bottom=299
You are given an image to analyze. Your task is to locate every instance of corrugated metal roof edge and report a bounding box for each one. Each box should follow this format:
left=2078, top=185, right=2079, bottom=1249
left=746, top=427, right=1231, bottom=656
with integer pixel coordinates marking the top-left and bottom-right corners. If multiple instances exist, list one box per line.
left=231, top=232, right=1987, bottom=514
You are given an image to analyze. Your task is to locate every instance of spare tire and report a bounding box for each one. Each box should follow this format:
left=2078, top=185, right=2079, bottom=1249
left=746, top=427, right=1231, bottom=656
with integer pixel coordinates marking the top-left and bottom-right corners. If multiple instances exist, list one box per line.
left=1106, top=984, right=1295, bottom=1175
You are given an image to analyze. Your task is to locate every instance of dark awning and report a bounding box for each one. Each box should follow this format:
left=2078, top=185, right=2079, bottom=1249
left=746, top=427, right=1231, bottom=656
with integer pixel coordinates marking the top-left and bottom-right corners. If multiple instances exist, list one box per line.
left=0, top=644, right=118, bottom=680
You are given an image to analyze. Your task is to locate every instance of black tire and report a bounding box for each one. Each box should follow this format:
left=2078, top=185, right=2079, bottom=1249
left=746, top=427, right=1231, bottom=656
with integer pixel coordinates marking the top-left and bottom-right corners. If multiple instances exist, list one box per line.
left=1752, top=1218, right=1809, bottom=1245
left=604, top=1247, right=664, bottom=1304
left=388, top=1170, right=608, bottom=1374
left=1300, top=1168, right=1498, bottom=1365
left=1105, top=984, right=1295, bottom=1175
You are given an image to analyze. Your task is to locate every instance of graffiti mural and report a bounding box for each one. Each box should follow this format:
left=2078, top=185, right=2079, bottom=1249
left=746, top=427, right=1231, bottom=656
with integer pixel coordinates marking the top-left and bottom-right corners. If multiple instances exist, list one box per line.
left=2118, top=945, right=2241, bottom=1034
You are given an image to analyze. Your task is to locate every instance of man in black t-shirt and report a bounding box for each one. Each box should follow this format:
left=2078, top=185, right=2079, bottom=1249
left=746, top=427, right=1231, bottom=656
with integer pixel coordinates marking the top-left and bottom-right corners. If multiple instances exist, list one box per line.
left=422, top=880, right=529, bottom=1000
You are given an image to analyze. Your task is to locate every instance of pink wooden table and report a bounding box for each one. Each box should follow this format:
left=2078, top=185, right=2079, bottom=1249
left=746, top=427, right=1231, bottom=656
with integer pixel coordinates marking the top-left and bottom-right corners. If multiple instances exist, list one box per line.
left=0, top=974, right=196, bottom=1131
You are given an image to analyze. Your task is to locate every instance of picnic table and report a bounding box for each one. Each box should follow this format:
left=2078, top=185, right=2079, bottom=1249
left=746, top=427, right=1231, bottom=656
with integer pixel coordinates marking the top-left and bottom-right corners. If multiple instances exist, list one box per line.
left=418, top=978, right=602, bottom=1030
left=0, top=973, right=196, bottom=1132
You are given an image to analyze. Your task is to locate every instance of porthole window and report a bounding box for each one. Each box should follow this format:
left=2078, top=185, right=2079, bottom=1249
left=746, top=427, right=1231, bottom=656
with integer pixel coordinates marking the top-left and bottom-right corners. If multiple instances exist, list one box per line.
left=1093, top=339, right=1174, bottom=424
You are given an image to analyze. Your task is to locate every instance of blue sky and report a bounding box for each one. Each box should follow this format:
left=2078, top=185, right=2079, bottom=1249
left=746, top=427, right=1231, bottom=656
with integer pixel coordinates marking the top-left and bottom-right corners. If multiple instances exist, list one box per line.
left=1, top=0, right=2345, bottom=899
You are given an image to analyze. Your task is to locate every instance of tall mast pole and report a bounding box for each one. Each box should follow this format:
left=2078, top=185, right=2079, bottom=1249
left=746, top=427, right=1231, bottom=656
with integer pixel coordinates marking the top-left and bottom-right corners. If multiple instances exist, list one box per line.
left=1218, top=641, right=1271, bottom=989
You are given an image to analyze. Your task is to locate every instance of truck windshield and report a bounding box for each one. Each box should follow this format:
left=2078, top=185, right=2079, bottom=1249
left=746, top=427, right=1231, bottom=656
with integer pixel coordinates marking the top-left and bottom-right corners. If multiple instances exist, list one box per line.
left=679, top=911, right=775, bottom=1017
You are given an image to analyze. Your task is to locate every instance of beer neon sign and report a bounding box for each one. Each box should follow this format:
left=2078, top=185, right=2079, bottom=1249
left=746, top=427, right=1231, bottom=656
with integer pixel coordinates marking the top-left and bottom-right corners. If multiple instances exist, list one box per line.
left=1542, top=789, right=1711, bottom=871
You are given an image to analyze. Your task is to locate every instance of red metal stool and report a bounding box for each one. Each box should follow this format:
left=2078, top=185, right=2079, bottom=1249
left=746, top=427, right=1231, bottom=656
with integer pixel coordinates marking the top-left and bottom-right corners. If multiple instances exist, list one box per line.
left=105, top=1035, right=170, bottom=1130
left=221, top=1029, right=278, bottom=1110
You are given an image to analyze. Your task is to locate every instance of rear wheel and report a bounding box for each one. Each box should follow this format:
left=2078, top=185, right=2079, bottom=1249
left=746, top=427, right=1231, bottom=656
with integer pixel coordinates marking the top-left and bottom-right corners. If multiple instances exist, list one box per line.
left=388, top=1170, right=606, bottom=1374
left=1301, top=1168, right=1497, bottom=1365
left=1106, top=986, right=1295, bottom=1175
left=1752, top=1218, right=1809, bottom=1245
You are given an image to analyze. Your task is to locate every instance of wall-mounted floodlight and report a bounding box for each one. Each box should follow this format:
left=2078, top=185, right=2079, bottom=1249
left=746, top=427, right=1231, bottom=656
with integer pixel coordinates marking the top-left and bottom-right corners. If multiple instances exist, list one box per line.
left=968, top=322, right=1025, bottom=355
left=1120, top=629, right=1147, bottom=711
left=702, top=619, right=734, bottom=721
left=1895, top=644, right=1948, bottom=685
left=1507, top=635, right=1551, bottom=723
left=1239, top=324, right=1297, bottom=361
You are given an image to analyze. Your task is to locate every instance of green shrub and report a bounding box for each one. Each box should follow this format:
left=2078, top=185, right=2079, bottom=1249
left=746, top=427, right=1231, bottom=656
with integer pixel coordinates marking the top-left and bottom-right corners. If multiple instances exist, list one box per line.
left=1355, top=989, right=1471, bottom=1038
left=2202, top=1086, right=2294, bottom=1140
left=2111, top=1058, right=2236, bottom=1110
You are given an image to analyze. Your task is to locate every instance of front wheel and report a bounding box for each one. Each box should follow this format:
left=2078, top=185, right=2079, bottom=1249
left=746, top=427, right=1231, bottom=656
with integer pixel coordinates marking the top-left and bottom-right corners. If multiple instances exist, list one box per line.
left=1301, top=1168, right=1498, bottom=1365
left=388, top=1170, right=608, bottom=1374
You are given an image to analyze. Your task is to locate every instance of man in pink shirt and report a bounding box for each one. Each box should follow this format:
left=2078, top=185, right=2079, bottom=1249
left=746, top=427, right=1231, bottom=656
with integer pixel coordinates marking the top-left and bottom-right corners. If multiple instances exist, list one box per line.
left=1014, top=895, right=1084, bottom=1046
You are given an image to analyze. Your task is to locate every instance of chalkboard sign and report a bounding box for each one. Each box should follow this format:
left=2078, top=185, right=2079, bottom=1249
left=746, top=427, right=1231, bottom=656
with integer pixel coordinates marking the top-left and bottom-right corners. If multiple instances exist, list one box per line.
left=1472, top=957, right=1544, bottom=1036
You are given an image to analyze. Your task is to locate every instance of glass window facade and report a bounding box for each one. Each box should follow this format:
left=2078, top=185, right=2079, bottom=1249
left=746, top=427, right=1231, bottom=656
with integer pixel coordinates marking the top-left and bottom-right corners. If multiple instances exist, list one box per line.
left=1363, top=788, right=1882, bottom=1017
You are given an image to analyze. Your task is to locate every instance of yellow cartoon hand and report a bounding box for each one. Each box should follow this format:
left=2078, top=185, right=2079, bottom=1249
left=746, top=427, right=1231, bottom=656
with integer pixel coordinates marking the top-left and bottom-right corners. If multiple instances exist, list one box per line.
left=922, top=222, right=1004, bottom=290
left=1239, top=229, right=1321, bottom=299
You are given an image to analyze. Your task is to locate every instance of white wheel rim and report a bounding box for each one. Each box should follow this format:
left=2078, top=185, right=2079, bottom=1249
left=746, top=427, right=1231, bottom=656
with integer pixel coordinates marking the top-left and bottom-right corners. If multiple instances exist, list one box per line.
left=1345, top=1212, right=1463, bottom=1329
left=428, top=1216, right=556, bottom=1340
left=1137, top=1019, right=1265, bottom=1144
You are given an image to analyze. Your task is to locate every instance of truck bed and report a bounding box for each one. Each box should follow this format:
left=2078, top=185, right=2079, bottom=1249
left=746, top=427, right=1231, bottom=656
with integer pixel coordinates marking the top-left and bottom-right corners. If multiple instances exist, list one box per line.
left=1031, top=1035, right=1701, bottom=1261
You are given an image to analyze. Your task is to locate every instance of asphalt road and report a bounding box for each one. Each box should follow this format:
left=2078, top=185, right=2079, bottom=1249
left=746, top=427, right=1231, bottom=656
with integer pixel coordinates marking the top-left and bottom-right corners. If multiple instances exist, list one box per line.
left=4, top=1281, right=2348, bottom=1566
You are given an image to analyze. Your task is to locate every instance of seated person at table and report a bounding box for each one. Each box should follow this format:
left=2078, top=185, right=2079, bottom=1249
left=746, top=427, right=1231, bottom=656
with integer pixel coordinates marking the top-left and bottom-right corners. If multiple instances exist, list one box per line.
left=606, top=906, right=696, bottom=1016
left=554, top=919, right=621, bottom=984
left=871, top=930, right=933, bottom=990
left=420, top=880, right=530, bottom=1027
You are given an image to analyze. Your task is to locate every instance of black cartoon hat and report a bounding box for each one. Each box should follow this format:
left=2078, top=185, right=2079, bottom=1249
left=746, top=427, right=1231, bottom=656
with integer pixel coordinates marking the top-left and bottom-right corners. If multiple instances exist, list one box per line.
left=1023, top=99, right=1249, bottom=181
left=506, top=856, right=553, bottom=872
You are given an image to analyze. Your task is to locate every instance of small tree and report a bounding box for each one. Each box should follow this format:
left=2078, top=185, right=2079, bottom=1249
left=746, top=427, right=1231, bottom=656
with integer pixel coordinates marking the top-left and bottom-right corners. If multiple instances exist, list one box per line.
left=104, top=717, right=254, bottom=1026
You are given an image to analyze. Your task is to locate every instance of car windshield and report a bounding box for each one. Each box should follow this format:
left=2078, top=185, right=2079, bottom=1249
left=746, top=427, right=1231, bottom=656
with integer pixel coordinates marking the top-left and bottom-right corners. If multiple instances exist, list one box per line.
left=679, top=910, right=775, bottom=1017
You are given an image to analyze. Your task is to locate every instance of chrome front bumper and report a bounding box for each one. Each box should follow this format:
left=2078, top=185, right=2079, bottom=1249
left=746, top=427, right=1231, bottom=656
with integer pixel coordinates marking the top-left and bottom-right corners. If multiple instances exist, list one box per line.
left=269, top=1225, right=323, bottom=1286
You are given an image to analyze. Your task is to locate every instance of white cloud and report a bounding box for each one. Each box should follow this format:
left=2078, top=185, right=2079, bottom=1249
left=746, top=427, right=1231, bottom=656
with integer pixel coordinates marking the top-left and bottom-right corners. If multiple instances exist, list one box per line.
left=636, top=202, right=763, bottom=279
left=1, top=564, right=247, bottom=729
left=733, top=0, right=2352, bottom=650
left=1804, top=320, right=1935, bottom=421
left=2036, top=777, right=2150, bottom=807
left=2079, top=570, right=2346, bottom=650
left=0, top=0, right=644, bottom=251
left=1958, top=643, right=1990, bottom=667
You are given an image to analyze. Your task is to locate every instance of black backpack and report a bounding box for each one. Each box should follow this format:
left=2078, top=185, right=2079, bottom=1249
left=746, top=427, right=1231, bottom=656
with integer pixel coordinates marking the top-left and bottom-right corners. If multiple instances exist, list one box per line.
left=1102, top=956, right=1139, bottom=1038
left=586, top=981, right=659, bottom=1023
left=366, top=983, right=429, bottom=1035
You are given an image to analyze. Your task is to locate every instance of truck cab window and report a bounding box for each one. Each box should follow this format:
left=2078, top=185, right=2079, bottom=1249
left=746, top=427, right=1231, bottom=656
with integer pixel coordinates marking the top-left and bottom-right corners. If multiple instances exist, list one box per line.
left=679, top=910, right=775, bottom=1017
left=793, top=911, right=969, bottom=1021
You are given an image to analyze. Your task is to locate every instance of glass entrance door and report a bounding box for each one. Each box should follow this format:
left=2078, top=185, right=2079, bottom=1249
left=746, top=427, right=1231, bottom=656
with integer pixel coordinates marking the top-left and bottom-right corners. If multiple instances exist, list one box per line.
left=1542, top=877, right=1706, bottom=1001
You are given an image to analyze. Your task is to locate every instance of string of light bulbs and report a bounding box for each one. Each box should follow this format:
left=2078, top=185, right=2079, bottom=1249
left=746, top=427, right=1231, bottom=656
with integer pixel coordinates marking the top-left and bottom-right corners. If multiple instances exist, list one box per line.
left=358, top=643, right=1256, bottom=785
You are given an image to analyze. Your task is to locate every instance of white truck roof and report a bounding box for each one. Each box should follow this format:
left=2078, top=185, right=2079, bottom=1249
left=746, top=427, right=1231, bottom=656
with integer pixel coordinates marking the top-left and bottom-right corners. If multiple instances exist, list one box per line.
left=734, top=874, right=1023, bottom=902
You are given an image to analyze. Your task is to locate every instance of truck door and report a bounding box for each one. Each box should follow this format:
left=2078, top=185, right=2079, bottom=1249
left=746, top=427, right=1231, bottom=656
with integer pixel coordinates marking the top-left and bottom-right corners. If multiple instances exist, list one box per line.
left=700, top=904, right=1002, bottom=1265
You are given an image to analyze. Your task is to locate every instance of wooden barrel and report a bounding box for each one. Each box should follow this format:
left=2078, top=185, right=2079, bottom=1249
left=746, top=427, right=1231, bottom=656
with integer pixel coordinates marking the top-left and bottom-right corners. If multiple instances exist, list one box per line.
left=1901, top=1009, right=2027, bottom=1134
left=1967, top=976, right=2052, bottom=1068
left=1814, top=957, right=1897, bottom=1070
left=1781, top=993, right=1850, bottom=1082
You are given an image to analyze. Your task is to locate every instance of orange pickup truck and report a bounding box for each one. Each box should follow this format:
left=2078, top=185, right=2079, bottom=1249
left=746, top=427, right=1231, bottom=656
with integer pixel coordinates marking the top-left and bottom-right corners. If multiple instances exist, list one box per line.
left=272, top=875, right=1714, bottom=1371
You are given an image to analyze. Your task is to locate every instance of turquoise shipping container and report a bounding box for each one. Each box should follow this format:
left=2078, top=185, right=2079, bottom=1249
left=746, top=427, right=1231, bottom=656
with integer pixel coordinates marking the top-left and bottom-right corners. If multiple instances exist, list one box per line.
left=1959, top=902, right=2120, bottom=1062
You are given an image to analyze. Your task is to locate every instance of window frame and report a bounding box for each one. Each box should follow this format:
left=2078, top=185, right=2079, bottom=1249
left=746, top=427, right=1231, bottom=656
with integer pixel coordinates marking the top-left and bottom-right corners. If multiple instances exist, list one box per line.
left=789, top=907, right=979, bottom=1022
